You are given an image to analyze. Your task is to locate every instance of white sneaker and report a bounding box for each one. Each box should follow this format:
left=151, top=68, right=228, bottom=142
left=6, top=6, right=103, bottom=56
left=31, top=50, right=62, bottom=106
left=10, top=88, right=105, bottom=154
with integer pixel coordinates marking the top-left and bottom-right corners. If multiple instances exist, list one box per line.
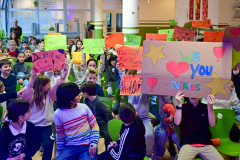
left=50, top=133, right=55, bottom=140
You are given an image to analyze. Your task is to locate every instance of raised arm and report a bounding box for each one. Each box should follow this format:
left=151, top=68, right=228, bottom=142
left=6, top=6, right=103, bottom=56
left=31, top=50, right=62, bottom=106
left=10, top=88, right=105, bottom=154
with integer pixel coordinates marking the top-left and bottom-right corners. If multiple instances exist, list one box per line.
left=207, top=94, right=216, bottom=127
left=174, top=91, right=184, bottom=125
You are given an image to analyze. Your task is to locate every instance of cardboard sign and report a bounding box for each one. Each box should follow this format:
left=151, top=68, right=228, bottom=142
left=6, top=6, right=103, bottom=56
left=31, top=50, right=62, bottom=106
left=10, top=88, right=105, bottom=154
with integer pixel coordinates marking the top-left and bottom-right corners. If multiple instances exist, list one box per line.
left=32, top=49, right=65, bottom=73
left=120, top=75, right=141, bottom=95
left=158, top=29, right=174, bottom=41
left=44, top=35, right=67, bottom=51
left=204, top=31, right=224, bottom=42
left=48, top=33, right=61, bottom=35
left=124, top=35, right=141, bottom=49
left=173, top=26, right=196, bottom=41
left=223, top=27, right=240, bottom=38
left=141, top=41, right=232, bottom=100
left=118, top=47, right=142, bottom=70
left=115, top=44, right=138, bottom=51
left=72, top=52, right=90, bottom=64
left=105, top=34, right=124, bottom=47
left=192, top=19, right=211, bottom=28
left=146, top=33, right=167, bottom=41
left=83, top=39, right=105, bottom=54
left=222, top=37, right=240, bottom=51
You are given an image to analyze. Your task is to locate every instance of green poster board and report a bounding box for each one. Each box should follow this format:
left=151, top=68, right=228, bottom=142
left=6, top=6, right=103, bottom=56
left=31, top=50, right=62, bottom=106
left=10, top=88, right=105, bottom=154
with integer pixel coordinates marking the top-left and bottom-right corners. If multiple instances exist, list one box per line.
left=124, top=35, right=141, bottom=48
left=83, top=39, right=105, bottom=54
left=158, top=29, right=174, bottom=41
left=44, top=35, right=67, bottom=51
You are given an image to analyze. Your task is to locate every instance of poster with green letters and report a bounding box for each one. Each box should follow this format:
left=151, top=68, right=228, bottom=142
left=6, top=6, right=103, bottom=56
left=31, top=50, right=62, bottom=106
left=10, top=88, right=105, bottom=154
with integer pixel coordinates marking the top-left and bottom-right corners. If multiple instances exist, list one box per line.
left=124, top=35, right=141, bottom=49
left=44, top=35, right=67, bottom=51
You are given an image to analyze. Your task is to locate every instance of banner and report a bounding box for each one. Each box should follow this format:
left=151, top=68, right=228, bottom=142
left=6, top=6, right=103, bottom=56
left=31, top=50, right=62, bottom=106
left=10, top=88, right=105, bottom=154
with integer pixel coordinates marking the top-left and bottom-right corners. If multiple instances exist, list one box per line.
left=44, top=35, right=67, bottom=51
left=83, top=39, right=105, bottom=54
left=120, top=75, right=141, bottom=95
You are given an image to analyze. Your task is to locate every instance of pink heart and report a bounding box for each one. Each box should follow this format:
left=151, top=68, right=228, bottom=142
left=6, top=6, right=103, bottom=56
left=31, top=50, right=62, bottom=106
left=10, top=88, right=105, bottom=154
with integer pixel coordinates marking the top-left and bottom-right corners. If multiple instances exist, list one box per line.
left=166, top=61, right=190, bottom=77
left=230, top=28, right=240, bottom=36
left=147, top=77, right=157, bottom=88
left=213, top=47, right=226, bottom=59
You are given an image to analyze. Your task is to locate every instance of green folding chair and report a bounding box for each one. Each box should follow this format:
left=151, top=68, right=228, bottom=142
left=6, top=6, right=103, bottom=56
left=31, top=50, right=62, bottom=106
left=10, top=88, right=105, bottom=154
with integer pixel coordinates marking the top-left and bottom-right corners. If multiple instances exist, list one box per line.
left=16, top=83, right=21, bottom=92
left=210, top=109, right=240, bottom=157
left=99, top=97, right=113, bottom=111
left=25, top=62, right=33, bottom=70
left=103, top=89, right=108, bottom=97
left=69, top=74, right=74, bottom=82
left=115, top=88, right=128, bottom=103
left=12, top=57, right=17, bottom=64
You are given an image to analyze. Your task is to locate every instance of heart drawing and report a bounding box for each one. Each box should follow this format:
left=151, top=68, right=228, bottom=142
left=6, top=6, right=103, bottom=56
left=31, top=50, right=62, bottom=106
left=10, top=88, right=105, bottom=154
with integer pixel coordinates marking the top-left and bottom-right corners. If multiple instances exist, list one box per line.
left=166, top=61, right=190, bottom=77
left=230, top=28, right=240, bottom=36
left=213, top=47, right=226, bottom=59
left=147, top=77, right=158, bottom=88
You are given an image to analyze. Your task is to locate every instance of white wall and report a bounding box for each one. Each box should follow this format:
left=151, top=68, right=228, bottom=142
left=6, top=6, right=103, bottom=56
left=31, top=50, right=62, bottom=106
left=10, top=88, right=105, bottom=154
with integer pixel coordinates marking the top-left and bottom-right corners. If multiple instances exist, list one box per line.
left=103, top=0, right=122, bottom=10
left=219, top=0, right=239, bottom=25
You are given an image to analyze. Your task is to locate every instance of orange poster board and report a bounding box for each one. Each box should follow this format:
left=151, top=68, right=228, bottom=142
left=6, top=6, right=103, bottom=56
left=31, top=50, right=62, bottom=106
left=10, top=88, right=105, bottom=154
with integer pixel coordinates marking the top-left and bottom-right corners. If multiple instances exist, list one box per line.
left=146, top=33, right=167, bottom=41
left=105, top=34, right=124, bottom=47
left=192, top=19, right=211, bottom=28
left=115, top=44, right=138, bottom=51
left=48, top=33, right=62, bottom=35
left=120, top=75, right=141, bottom=95
left=72, top=52, right=90, bottom=63
left=204, top=31, right=224, bottom=42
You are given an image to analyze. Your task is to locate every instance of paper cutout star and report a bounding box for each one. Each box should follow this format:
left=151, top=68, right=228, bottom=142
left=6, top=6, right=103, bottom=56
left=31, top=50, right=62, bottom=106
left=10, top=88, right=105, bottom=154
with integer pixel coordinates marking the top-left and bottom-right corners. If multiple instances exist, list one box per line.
left=203, top=72, right=230, bottom=96
left=232, top=48, right=240, bottom=69
left=143, top=43, right=167, bottom=66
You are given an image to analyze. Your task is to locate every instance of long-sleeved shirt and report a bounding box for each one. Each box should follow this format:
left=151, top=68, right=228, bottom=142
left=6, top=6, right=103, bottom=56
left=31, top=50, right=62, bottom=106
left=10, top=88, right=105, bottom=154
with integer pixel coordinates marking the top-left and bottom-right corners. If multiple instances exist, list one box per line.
left=54, top=103, right=99, bottom=156
left=0, top=74, right=17, bottom=92
left=104, top=52, right=118, bottom=83
left=108, top=116, right=146, bottom=160
left=0, top=121, right=41, bottom=160
left=12, top=62, right=31, bottom=80
left=232, top=71, right=240, bottom=100
left=70, top=66, right=84, bottom=88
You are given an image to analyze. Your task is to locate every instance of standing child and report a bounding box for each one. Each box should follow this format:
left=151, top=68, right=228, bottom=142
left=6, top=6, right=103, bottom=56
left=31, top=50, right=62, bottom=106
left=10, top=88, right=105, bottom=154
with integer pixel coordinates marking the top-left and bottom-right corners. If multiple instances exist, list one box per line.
left=20, top=42, right=29, bottom=53
left=24, top=47, right=32, bottom=62
left=70, top=59, right=84, bottom=88
left=29, top=37, right=37, bottom=52
left=22, top=66, right=68, bottom=160
left=7, top=40, right=19, bottom=58
left=98, top=102, right=146, bottom=160
left=12, top=52, right=31, bottom=87
left=0, top=59, right=17, bottom=92
left=52, top=82, right=99, bottom=160
left=81, top=81, right=113, bottom=148
left=0, top=99, right=41, bottom=160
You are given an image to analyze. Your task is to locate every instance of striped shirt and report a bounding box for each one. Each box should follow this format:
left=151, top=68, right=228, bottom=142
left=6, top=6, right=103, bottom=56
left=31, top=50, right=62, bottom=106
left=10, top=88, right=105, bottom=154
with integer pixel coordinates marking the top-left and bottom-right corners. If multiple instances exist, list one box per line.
left=54, top=103, right=99, bottom=156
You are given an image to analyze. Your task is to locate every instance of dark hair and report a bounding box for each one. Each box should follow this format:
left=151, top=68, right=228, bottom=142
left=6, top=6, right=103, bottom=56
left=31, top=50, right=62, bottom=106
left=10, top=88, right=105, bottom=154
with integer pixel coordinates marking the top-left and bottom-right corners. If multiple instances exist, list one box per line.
left=31, top=37, right=37, bottom=41
left=75, top=36, right=80, bottom=40
left=75, top=40, right=83, bottom=51
left=0, top=59, right=11, bottom=68
left=108, top=55, right=117, bottom=66
left=56, top=83, right=80, bottom=109
left=87, top=58, right=97, bottom=67
left=119, top=103, right=136, bottom=124
left=18, top=52, right=25, bottom=57
left=24, top=47, right=32, bottom=52
left=10, top=32, right=19, bottom=47
left=23, top=41, right=28, bottom=44
left=80, top=81, right=96, bottom=96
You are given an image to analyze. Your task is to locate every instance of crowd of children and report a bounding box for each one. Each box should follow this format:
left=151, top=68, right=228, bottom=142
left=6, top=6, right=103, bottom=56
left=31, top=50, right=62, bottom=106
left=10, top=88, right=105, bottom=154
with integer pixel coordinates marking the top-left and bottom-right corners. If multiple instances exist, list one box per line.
left=0, top=32, right=240, bottom=160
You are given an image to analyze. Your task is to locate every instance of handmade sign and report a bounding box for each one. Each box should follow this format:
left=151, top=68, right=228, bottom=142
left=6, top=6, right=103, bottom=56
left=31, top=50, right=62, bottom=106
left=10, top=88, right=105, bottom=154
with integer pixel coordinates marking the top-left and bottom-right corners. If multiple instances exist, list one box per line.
left=115, top=44, right=138, bottom=50
left=83, top=39, right=105, bottom=54
left=223, top=27, right=240, bottom=38
left=48, top=33, right=61, bottom=35
left=72, top=52, right=90, bottom=64
left=124, top=35, right=141, bottom=48
left=141, top=41, right=232, bottom=100
left=44, top=35, right=67, bottom=51
left=146, top=33, right=167, bottom=41
left=105, top=34, right=124, bottom=47
left=204, top=31, right=224, bottom=42
left=232, top=49, right=240, bottom=69
left=173, top=26, right=196, bottom=41
left=192, top=19, right=211, bottom=28
left=158, top=29, right=174, bottom=41
left=120, top=75, right=141, bottom=95
left=118, top=47, right=142, bottom=70
left=32, top=49, right=65, bottom=73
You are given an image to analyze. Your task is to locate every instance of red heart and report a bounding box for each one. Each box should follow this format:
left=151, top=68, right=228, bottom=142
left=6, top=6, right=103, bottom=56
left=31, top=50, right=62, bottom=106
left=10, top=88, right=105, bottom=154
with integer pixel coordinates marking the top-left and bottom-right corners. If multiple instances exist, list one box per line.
left=166, top=61, right=190, bottom=77
left=213, top=47, right=226, bottom=59
left=147, top=77, right=157, bottom=88
left=230, top=28, right=240, bottom=36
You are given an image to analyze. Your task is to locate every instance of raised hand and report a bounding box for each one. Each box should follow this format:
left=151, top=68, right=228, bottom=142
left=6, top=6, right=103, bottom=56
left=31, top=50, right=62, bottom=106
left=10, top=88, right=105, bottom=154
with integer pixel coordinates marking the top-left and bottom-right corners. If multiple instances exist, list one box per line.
left=175, top=91, right=184, bottom=105
left=207, top=94, right=216, bottom=106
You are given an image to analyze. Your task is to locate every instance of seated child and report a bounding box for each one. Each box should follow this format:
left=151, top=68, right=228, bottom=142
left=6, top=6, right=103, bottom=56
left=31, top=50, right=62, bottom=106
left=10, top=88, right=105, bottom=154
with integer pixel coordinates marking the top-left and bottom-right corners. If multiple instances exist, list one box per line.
left=28, top=36, right=33, bottom=46
left=70, top=59, right=84, bottom=88
left=20, top=41, right=29, bottom=53
left=0, top=50, right=7, bottom=61
left=53, top=82, right=99, bottom=160
left=10, top=32, right=21, bottom=49
left=2, top=47, right=14, bottom=64
left=98, top=102, right=146, bottom=160
left=174, top=91, right=224, bottom=160
left=0, top=99, right=41, bottom=160
left=84, top=68, right=104, bottom=97
left=34, top=43, right=44, bottom=52
left=24, top=47, right=32, bottom=62
left=0, top=59, right=17, bottom=92
left=12, top=53, right=31, bottom=87
left=7, top=40, right=19, bottom=58
left=81, top=81, right=113, bottom=148
left=29, top=37, right=37, bottom=52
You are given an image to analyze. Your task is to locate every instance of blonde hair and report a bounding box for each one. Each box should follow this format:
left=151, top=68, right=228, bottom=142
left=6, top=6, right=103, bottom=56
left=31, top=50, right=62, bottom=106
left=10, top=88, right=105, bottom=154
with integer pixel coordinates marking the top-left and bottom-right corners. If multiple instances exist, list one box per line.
left=85, top=68, right=98, bottom=78
left=7, top=40, right=16, bottom=48
left=37, top=43, right=44, bottom=51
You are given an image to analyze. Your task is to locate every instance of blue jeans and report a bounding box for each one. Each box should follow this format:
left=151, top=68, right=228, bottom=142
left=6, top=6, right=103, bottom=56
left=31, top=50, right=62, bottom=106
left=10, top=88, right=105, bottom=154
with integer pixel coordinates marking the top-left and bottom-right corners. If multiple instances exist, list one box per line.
left=56, top=145, right=97, bottom=160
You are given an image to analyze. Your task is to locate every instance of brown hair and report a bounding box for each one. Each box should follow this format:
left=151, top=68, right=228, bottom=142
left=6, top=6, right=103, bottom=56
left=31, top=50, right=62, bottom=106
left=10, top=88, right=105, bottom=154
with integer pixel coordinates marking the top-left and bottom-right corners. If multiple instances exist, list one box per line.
left=85, top=68, right=98, bottom=78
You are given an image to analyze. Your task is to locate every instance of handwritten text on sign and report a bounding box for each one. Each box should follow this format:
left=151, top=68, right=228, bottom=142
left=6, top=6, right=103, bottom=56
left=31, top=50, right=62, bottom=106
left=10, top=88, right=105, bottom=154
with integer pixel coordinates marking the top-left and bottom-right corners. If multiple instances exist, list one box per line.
left=120, top=75, right=141, bottom=95
left=192, top=19, right=211, bottom=28
left=83, top=39, right=105, bottom=54
left=44, top=35, right=67, bottom=51
left=118, top=47, right=142, bottom=70
left=32, top=49, right=65, bottom=73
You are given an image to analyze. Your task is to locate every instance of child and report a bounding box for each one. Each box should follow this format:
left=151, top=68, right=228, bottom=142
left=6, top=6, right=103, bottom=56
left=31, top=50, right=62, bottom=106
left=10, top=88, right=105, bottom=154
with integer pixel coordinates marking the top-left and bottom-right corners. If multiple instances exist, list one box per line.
left=74, top=40, right=84, bottom=52
left=20, top=41, right=29, bottom=53
left=53, top=82, right=99, bottom=160
left=68, top=39, right=75, bottom=57
left=0, top=39, right=3, bottom=48
left=0, top=99, right=41, bottom=160
left=7, top=40, right=19, bottom=58
left=24, top=47, right=32, bottom=62
left=174, top=91, right=224, bottom=160
left=65, top=48, right=70, bottom=64
left=70, top=59, right=84, bottom=88
left=30, top=37, right=37, bottom=52
left=12, top=52, right=31, bottom=87
left=98, top=102, right=146, bottom=160
left=81, top=81, right=113, bottom=148
left=22, top=66, right=68, bottom=160
left=28, top=36, right=33, bottom=46
left=84, top=68, right=104, bottom=97
left=34, top=43, right=44, bottom=52
left=0, top=59, right=17, bottom=92
left=2, top=47, right=14, bottom=64
left=10, top=31, right=21, bottom=49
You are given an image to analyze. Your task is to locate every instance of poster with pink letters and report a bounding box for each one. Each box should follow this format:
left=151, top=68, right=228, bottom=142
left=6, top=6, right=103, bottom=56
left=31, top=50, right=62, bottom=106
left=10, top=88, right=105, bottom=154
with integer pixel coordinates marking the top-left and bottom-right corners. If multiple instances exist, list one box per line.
left=32, top=49, right=65, bottom=73
left=141, top=41, right=232, bottom=100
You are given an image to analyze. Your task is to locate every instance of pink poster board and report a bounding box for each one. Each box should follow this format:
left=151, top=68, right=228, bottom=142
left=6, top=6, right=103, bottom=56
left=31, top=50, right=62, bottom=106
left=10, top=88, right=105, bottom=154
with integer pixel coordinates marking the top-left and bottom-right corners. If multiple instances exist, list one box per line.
left=146, top=33, right=167, bottom=41
left=173, top=26, right=196, bottom=41
left=32, top=49, right=65, bottom=73
left=223, top=27, right=240, bottom=38
left=141, top=41, right=232, bottom=100
left=120, top=75, right=141, bottom=95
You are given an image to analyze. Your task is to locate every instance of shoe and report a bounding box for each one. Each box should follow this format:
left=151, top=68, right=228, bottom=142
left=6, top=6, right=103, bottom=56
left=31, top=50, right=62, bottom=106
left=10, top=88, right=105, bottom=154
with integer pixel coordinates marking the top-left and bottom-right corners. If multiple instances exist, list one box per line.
left=50, top=133, right=56, bottom=140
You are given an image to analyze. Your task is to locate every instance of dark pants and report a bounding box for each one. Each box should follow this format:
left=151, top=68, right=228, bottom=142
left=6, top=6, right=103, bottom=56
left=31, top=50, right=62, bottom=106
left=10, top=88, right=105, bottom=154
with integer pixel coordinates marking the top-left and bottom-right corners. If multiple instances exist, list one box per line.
left=98, top=120, right=112, bottom=149
left=150, top=105, right=160, bottom=126
left=230, top=123, right=240, bottom=142
left=35, top=125, right=54, bottom=160
left=98, top=151, right=145, bottom=160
